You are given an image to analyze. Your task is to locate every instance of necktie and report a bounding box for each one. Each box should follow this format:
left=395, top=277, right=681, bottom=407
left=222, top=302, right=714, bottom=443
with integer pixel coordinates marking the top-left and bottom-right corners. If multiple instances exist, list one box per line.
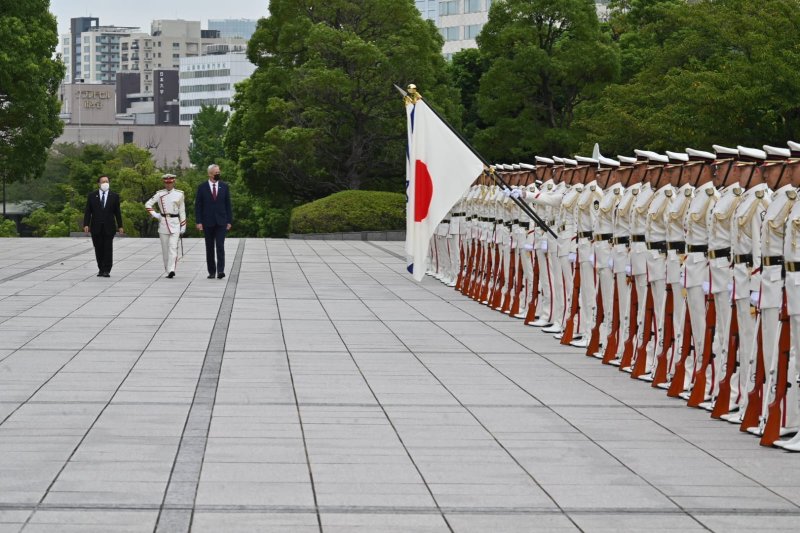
left=101, top=192, right=106, bottom=208
left=212, top=183, right=217, bottom=201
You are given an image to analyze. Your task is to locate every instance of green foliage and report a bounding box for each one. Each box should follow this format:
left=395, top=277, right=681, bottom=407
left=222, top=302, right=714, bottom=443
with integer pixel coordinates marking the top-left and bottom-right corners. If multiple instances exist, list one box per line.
left=448, top=48, right=489, bottom=139
left=44, top=221, right=68, bottom=237
left=189, top=105, right=229, bottom=171
left=290, top=190, right=405, bottom=234
left=472, top=0, right=620, bottom=160
left=0, top=0, right=65, bottom=180
left=577, top=0, right=800, bottom=155
left=226, top=0, right=460, bottom=202
left=22, top=207, right=60, bottom=237
left=0, top=219, right=18, bottom=237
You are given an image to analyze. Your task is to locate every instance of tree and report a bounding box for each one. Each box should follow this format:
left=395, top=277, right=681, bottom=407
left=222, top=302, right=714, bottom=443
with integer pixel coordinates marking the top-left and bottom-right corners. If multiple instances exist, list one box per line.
left=577, top=0, right=800, bottom=154
left=189, top=105, right=229, bottom=171
left=472, top=0, right=619, bottom=160
left=0, top=0, right=65, bottom=180
left=225, top=0, right=461, bottom=203
left=448, top=48, right=489, bottom=141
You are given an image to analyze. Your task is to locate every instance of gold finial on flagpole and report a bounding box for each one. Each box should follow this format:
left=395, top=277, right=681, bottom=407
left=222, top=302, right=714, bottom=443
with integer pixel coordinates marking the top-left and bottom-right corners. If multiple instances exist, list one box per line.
left=404, top=84, right=422, bottom=105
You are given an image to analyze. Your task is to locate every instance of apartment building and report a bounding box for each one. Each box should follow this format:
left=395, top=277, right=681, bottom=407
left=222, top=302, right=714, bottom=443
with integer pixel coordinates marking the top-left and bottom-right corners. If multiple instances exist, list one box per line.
left=208, top=19, right=258, bottom=40
left=61, top=18, right=138, bottom=84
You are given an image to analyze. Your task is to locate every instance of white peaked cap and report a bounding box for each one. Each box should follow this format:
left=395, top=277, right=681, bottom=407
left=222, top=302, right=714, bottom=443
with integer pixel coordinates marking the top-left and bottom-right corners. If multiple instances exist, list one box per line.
left=552, top=156, right=565, bottom=163
left=563, top=158, right=578, bottom=166
left=634, top=149, right=655, bottom=159
left=666, top=151, right=689, bottom=162
left=787, top=140, right=800, bottom=152
left=686, top=148, right=716, bottom=160
left=713, top=144, right=739, bottom=156
left=574, top=155, right=599, bottom=165
left=520, top=163, right=535, bottom=170
left=736, top=146, right=766, bottom=160
left=618, top=155, right=637, bottom=164
left=535, top=156, right=555, bottom=164
left=647, top=152, right=669, bottom=163
left=512, top=164, right=521, bottom=170
left=599, top=156, right=620, bottom=167
left=763, top=145, right=790, bottom=159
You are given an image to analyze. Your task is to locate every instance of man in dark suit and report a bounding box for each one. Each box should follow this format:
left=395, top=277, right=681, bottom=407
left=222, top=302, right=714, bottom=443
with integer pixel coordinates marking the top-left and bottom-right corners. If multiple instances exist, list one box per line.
left=195, top=164, right=233, bottom=279
left=83, top=176, right=124, bottom=277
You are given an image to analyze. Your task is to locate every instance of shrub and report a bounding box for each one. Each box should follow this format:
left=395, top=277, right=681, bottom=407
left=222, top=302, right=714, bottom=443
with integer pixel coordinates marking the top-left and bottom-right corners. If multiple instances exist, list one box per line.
left=0, top=219, right=18, bottom=237
left=289, top=190, right=405, bottom=234
left=44, top=221, right=69, bottom=237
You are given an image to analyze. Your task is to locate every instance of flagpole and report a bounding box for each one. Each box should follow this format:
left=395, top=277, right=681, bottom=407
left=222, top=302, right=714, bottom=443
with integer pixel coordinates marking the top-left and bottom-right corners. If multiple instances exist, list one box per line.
left=398, top=84, right=557, bottom=239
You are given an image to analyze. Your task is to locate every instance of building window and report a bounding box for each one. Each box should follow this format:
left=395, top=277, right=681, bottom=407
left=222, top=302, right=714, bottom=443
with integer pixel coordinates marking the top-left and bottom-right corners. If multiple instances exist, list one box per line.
left=172, top=42, right=180, bottom=48
left=439, top=0, right=460, bottom=16
left=465, top=24, right=483, bottom=39
left=172, top=53, right=180, bottom=59
left=123, top=131, right=134, bottom=144
left=465, top=0, right=481, bottom=13
left=440, top=26, right=460, bottom=41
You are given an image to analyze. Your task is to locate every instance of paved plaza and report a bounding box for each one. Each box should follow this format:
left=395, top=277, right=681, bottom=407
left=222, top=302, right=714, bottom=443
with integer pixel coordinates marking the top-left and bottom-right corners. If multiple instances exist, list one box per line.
left=0, top=238, right=798, bottom=532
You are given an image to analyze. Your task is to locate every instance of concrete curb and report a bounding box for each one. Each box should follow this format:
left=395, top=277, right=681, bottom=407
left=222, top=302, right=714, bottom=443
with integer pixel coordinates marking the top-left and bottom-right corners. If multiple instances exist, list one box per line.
left=288, top=230, right=405, bottom=241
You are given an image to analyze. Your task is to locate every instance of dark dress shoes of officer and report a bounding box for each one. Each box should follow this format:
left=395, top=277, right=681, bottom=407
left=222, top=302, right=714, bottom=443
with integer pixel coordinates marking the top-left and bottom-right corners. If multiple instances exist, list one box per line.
left=207, top=274, right=216, bottom=279
left=217, top=273, right=225, bottom=279
left=167, top=271, right=175, bottom=279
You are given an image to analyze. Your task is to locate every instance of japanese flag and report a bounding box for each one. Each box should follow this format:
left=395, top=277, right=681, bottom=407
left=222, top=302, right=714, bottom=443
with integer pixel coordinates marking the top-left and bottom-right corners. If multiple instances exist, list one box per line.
left=405, top=99, right=484, bottom=281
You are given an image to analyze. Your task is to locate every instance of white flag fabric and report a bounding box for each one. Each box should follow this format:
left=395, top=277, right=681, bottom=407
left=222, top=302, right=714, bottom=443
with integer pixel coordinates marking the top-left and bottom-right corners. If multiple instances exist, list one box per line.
left=405, top=99, right=484, bottom=281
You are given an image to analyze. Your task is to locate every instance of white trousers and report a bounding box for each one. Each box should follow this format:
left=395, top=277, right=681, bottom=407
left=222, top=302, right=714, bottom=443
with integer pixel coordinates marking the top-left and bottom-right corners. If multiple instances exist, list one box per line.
left=734, top=298, right=756, bottom=412
left=160, top=233, right=180, bottom=274
left=668, top=283, right=691, bottom=389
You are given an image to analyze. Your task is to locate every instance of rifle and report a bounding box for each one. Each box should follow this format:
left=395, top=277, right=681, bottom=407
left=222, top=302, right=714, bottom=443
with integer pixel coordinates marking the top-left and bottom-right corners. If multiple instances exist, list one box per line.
left=760, top=294, right=791, bottom=446
left=509, top=252, right=524, bottom=317
left=481, top=242, right=499, bottom=304
left=619, top=277, right=639, bottom=370
left=523, top=248, right=540, bottom=325
left=711, top=297, right=739, bottom=418
left=465, top=238, right=481, bottom=296
left=651, top=284, right=674, bottom=387
left=631, top=282, right=654, bottom=379
left=586, top=272, right=605, bottom=357
left=490, top=244, right=505, bottom=309
left=469, top=241, right=485, bottom=299
left=687, top=293, right=716, bottom=407
left=561, top=258, right=581, bottom=345
left=740, top=314, right=765, bottom=431
left=602, top=277, right=621, bottom=364
left=456, top=235, right=468, bottom=291
left=668, top=307, right=694, bottom=397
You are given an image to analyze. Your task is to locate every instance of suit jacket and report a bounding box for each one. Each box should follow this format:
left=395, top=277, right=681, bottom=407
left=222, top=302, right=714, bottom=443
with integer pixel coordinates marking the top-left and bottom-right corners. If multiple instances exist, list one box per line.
left=83, top=190, right=123, bottom=236
left=195, top=180, right=233, bottom=227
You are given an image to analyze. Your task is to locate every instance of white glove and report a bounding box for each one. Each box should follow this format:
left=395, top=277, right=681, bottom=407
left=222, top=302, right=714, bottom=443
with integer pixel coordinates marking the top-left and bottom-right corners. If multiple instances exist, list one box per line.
left=523, top=243, right=535, bottom=251
left=589, top=253, right=595, bottom=264
left=510, top=189, right=521, bottom=199
left=702, top=281, right=710, bottom=294
left=608, top=258, right=614, bottom=269
left=152, top=212, right=162, bottom=220
left=625, top=265, right=632, bottom=275
left=727, top=282, right=734, bottom=294
left=568, top=252, right=577, bottom=264
left=750, top=291, right=760, bottom=307
left=541, top=240, right=548, bottom=252
left=502, top=188, right=511, bottom=197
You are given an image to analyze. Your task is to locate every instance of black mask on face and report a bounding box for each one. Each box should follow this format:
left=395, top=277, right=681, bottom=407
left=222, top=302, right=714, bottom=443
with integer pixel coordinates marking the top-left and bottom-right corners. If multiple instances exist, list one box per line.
left=212, top=173, right=220, bottom=181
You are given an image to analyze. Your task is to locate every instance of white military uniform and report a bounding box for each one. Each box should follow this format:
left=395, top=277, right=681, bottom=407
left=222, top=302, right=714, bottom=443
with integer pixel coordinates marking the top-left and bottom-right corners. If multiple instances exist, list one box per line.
left=609, top=173, right=639, bottom=364
left=627, top=179, right=654, bottom=371
left=574, top=174, right=603, bottom=347
left=145, top=186, right=187, bottom=275
left=594, top=170, right=623, bottom=357
left=530, top=177, right=568, bottom=331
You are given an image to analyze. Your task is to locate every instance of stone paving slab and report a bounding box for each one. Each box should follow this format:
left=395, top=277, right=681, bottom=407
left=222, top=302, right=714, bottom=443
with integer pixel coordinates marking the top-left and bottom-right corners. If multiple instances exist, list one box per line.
left=0, top=238, right=798, bottom=532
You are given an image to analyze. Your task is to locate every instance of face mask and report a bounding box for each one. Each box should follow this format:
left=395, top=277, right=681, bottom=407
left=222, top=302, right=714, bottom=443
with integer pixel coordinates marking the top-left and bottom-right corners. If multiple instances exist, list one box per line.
left=100, top=183, right=110, bottom=192
left=212, top=173, right=220, bottom=181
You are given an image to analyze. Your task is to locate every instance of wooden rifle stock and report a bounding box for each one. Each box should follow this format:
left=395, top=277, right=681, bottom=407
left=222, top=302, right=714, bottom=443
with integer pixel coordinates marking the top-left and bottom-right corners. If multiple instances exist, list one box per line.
left=560, top=260, right=581, bottom=345
left=586, top=274, right=604, bottom=357
left=711, top=299, right=739, bottom=418
left=602, top=278, right=620, bottom=364
left=761, top=295, right=790, bottom=446
left=523, top=249, right=540, bottom=325
left=455, top=237, right=469, bottom=291
left=509, top=253, right=523, bottom=316
left=480, top=244, right=498, bottom=303
left=668, top=307, right=694, bottom=397
left=471, top=243, right=488, bottom=300
left=740, top=317, right=765, bottom=431
left=631, top=282, right=655, bottom=379
left=463, top=241, right=479, bottom=296
left=688, top=294, right=716, bottom=407
left=652, top=284, right=674, bottom=387
left=619, top=278, right=639, bottom=370
left=489, top=247, right=505, bottom=308
left=499, top=247, right=515, bottom=312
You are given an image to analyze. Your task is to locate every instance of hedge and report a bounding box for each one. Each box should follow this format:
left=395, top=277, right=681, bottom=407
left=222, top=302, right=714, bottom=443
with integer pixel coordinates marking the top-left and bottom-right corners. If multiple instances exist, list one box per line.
left=290, top=190, right=405, bottom=234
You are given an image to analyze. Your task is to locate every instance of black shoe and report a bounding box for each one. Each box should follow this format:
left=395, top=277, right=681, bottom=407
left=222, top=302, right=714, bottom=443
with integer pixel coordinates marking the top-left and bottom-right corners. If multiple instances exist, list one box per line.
left=101, top=272, right=110, bottom=277
left=207, top=274, right=216, bottom=279
left=167, top=271, right=175, bottom=278
left=97, top=272, right=103, bottom=277
left=217, top=273, right=225, bottom=279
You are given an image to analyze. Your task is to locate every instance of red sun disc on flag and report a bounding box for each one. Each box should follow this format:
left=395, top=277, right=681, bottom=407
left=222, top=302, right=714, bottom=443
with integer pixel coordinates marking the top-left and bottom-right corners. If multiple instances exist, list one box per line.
left=414, top=160, right=433, bottom=222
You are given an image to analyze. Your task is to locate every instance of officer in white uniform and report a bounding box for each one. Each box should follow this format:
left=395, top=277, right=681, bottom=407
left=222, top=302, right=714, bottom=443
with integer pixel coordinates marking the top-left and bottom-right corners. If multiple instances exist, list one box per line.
left=145, top=173, right=187, bottom=278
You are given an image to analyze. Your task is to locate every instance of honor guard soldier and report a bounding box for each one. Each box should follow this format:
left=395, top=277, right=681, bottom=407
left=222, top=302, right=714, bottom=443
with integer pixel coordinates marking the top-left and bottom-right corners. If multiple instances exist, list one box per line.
left=145, top=173, right=187, bottom=278
left=555, top=158, right=582, bottom=341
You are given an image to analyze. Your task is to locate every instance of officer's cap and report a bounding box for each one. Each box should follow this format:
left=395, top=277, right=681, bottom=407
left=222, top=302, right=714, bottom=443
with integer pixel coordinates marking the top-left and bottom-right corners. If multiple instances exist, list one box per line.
left=574, top=155, right=599, bottom=165
left=535, top=156, right=555, bottom=165
left=665, top=151, right=689, bottom=163
left=563, top=158, right=579, bottom=166
left=162, top=173, right=177, bottom=181
left=787, top=140, right=800, bottom=158
left=712, top=144, right=739, bottom=160
left=599, top=156, right=620, bottom=168
left=736, top=146, right=766, bottom=162
left=686, top=148, right=716, bottom=161
left=617, top=155, right=637, bottom=166
left=519, top=163, right=535, bottom=170
left=763, top=145, right=790, bottom=160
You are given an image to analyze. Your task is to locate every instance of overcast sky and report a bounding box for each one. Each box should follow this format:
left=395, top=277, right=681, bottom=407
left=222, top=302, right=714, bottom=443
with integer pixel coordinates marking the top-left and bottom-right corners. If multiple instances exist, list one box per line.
left=50, top=0, right=269, bottom=37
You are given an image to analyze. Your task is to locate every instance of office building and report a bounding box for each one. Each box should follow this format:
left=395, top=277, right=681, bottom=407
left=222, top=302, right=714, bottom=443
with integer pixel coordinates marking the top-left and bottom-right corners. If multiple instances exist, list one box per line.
left=178, top=48, right=256, bottom=126
left=438, top=0, right=491, bottom=57
left=415, top=1, right=439, bottom=24
left=61, top=18, right=138, bottom=84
